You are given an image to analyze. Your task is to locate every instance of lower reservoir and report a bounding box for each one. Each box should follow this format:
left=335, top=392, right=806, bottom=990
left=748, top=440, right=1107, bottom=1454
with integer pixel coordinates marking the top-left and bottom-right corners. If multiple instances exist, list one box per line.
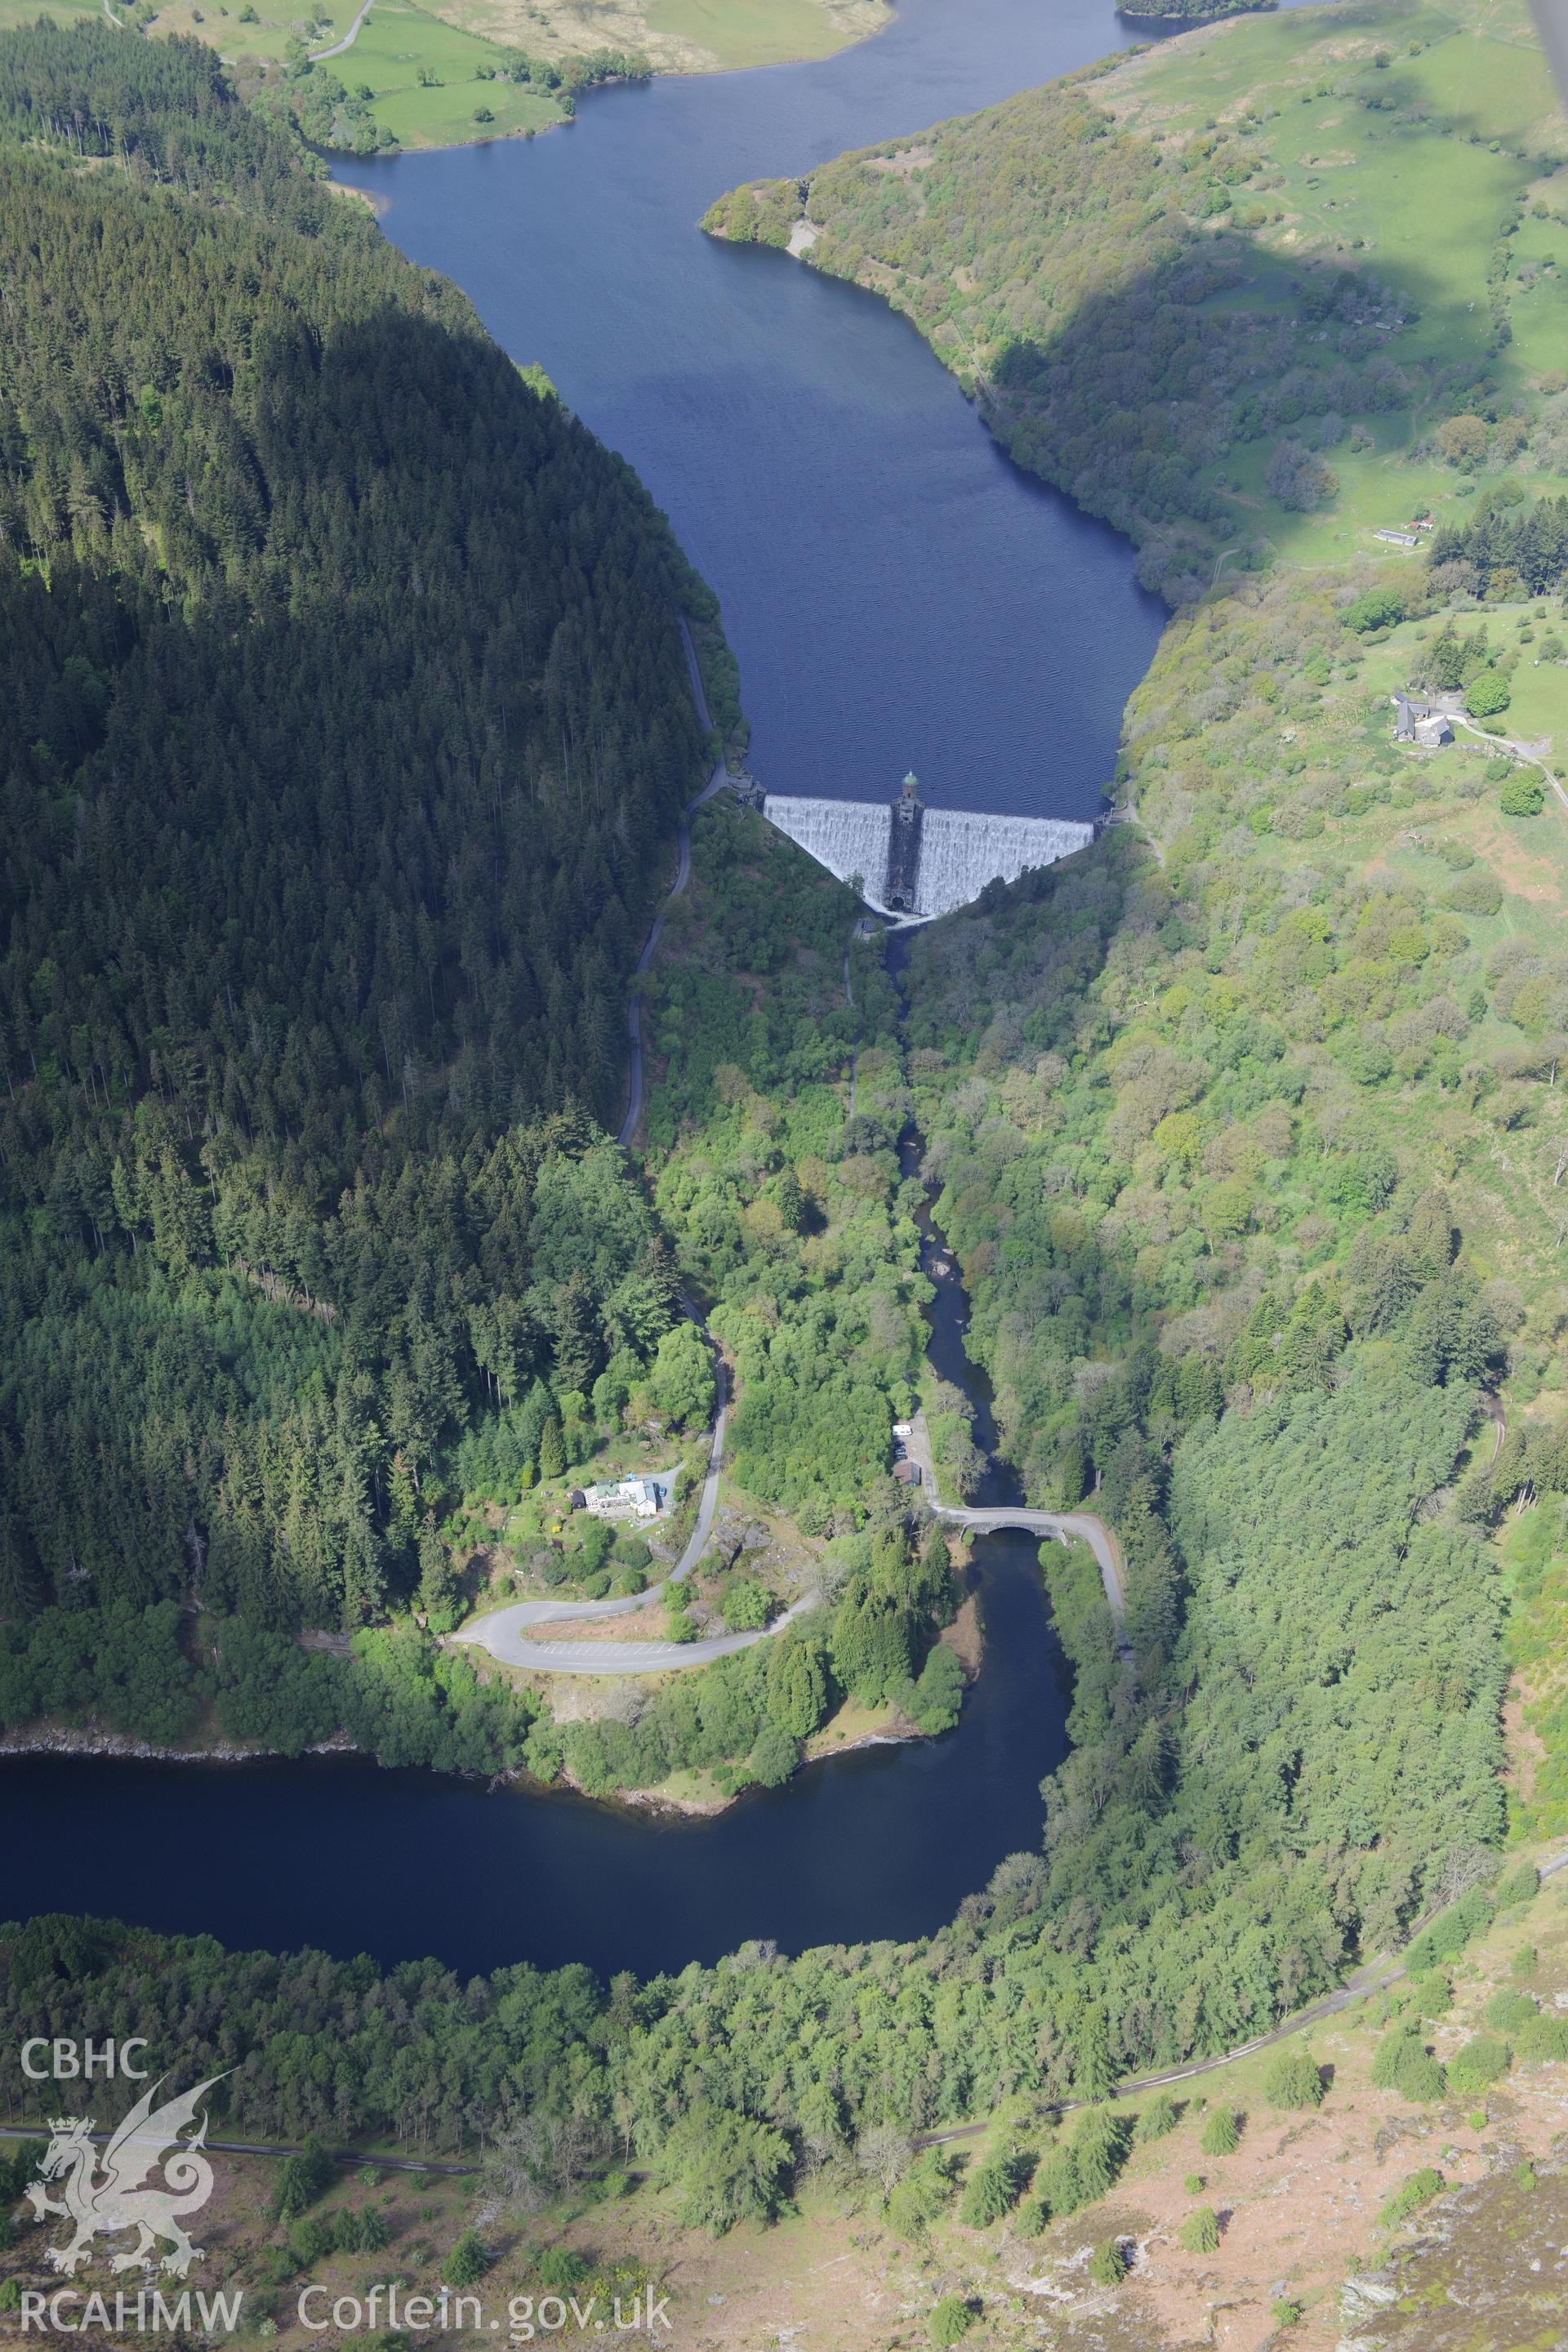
left=3, top=1517, right=1063, bottom=1983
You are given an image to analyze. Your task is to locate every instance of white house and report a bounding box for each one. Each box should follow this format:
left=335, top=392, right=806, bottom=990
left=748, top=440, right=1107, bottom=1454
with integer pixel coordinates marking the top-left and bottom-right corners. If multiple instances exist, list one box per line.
left=581, top=1476, right=666, bottom=1522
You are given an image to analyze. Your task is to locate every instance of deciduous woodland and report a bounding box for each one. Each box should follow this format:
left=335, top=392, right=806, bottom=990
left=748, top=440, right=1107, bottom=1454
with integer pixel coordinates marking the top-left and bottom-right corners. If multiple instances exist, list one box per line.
left=10, top=1, right=1568, bottom=2292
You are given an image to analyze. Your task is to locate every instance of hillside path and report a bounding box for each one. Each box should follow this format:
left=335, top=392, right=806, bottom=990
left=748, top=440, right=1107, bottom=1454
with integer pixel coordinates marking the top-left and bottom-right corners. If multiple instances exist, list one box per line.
left=1453, top=712, right=1568, bottom=814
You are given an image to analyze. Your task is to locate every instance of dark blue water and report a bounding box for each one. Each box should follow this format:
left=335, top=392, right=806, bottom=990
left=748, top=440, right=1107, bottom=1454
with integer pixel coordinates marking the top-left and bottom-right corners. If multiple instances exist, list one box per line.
left=6, top=1546, right=1062, bottom=1982
left=333, top=0, right=1176, bottom=818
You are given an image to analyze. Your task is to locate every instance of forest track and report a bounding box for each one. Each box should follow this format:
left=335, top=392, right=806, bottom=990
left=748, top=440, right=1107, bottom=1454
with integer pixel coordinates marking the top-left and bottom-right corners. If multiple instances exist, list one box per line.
left=617, top=623, right=728, bottom=1153
left=1453, top=711, right=1568, bottom=816
left=0, top=2123, right=476, bottom=2175
left=915, top=1844, right=1568, bottom=2149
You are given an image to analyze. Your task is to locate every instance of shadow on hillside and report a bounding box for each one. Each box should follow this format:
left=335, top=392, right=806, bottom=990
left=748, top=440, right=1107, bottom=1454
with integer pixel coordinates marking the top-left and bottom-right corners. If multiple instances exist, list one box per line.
left=763, top=48, right=1552, bottom=606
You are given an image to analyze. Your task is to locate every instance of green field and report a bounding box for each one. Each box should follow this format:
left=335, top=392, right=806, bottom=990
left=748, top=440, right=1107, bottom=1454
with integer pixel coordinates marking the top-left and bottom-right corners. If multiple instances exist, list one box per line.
left=336, top=0, right=560, bottom=144
left=646, top=0, right=880, bottom=69
left=1352, top=595, right=1568, bottom=760
left=0, top=0, right=96, bottom=24
left=457, top=0, right=887, bottom=77
left=0, top=0, right=891, bottom=148
left=1104, top=0, right=1568, bottom=556
left=0, top=0, right=570, bottom=145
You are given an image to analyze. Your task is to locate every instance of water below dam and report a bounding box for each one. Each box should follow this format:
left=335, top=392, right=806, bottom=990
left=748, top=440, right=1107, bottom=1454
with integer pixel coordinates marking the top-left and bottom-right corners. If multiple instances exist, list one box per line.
left=332, top=0, right=1180, bottom=825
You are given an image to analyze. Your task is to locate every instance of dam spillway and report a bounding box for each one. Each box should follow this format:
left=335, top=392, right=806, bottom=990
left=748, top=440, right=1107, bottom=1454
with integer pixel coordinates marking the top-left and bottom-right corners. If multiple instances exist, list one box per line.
left=760, top=780, right=1095, bottom=920
left=763, top=794, right=893, bottom=910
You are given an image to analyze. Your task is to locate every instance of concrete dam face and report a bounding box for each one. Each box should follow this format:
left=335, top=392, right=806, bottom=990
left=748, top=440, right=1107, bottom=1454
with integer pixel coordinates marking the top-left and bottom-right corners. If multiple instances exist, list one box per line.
left=760, top=779, right=1094, bottom=920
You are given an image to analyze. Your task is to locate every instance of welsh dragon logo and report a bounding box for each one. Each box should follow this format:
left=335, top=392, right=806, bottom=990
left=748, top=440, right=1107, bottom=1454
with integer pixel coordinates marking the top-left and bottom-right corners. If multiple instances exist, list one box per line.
left=26, top=2074, right=227, bottom=2278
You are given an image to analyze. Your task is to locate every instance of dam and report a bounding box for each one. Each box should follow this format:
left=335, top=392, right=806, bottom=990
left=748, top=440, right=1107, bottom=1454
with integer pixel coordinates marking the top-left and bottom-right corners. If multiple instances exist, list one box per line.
left=758, top=775, right=1096, bottom=920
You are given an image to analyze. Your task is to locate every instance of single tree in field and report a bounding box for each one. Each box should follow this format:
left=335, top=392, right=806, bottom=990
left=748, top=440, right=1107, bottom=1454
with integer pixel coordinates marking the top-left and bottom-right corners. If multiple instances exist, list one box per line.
left=1263, top=2048, right=1325, bottom=2111
left=856, top=2122, right=913, bottom=2200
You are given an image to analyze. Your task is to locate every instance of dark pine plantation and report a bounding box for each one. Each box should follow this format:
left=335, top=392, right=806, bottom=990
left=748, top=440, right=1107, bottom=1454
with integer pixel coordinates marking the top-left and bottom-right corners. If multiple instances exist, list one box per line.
left=0, top=22, right=716, bottom=1653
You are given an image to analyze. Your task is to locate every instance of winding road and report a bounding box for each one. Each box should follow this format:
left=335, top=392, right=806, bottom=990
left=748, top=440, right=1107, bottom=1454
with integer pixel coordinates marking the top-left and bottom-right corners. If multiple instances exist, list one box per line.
left=449, top=1340, right=803, bottom=1677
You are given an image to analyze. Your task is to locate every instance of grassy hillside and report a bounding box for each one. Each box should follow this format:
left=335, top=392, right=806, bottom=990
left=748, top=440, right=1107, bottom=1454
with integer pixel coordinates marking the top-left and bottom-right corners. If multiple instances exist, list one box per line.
left=0, top=0, right=639, bottom=151
left=709, top=0, right=1568, bottom=601
left=453, top=0, right=888, bottom=78
left=714, top=2, right=1568, bottom=1851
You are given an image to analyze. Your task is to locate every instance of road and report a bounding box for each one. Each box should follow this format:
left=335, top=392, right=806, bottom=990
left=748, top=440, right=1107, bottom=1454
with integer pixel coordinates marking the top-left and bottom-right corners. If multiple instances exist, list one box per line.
left=311, top=0, right=374, bottom=60
left=459, top=1589, right=820, bottom=1677
left=916, top=1840, right=1568, bottom=2149
left=0, top=2123, right=474, bottom=2175
left=935, top=1506, right=1134, bottom=1662
left=450, top=1341, right=788, bottom=1676
left=617, top=623, right=728, bottom=1152
left=902, top=1415, right=1132, bottom=1659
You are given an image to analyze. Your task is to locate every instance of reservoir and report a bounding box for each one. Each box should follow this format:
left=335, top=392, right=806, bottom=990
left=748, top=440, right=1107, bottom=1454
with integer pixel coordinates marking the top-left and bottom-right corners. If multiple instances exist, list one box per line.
left=7, top=1174, right=1068, bottom=1984
left=332, top=0, right=1175, bottom=820
left=10, top=0, right=1187, bottom=1976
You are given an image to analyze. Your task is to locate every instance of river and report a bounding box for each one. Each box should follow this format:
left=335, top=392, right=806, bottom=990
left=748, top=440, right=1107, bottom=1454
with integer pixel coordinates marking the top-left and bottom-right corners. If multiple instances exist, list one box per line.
left=332, top=0, right=1177, bottom=819
left=13, top=0, right=1195, bottom=1978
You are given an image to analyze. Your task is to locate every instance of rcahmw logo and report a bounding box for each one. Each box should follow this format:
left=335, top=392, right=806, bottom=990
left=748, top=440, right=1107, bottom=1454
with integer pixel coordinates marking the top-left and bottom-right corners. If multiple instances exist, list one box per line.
left=21, top=2288, right=244, bottom=2336
left=19, top=2065, right=234, bottom=2317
